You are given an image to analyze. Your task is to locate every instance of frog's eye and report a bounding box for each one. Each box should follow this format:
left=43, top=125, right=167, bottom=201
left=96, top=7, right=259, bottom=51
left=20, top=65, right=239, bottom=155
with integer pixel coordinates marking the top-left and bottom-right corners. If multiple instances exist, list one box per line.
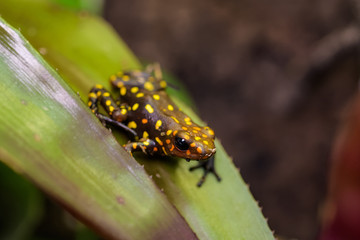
left=174, top=136, right=190, bottom=151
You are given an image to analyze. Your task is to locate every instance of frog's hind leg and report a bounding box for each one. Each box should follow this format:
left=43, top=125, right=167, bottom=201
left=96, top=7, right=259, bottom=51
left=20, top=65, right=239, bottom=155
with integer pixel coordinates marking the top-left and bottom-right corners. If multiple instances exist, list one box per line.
left=88, top=85, right=128, bottom=121
left=145, top=62, right=162, bottom=79
left=88, top=85, right=136, bottom=137
left=145, top=63, right=181, bottom=90
left=189, top=156, right=221, bottom=187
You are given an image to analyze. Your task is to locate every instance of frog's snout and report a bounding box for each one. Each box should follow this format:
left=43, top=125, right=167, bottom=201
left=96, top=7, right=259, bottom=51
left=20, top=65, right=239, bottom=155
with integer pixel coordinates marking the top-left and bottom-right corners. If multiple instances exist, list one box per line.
left=203, top=147, right=216, bottom=159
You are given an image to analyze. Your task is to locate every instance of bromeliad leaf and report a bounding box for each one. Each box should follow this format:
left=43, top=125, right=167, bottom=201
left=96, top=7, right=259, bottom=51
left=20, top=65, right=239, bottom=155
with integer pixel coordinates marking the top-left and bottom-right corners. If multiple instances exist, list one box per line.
left=0, top=17, right=195, bottom=240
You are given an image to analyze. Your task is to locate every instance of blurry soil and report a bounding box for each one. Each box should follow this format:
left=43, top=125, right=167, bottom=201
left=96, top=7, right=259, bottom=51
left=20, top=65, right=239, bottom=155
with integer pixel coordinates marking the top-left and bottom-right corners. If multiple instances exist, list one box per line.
left=105, top=0, right=360, bottom=239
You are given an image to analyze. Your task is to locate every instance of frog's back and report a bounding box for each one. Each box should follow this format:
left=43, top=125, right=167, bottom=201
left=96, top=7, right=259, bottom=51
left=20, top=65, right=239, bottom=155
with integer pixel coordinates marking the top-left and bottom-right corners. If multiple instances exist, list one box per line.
left=122, top=89, right=185, bottom=138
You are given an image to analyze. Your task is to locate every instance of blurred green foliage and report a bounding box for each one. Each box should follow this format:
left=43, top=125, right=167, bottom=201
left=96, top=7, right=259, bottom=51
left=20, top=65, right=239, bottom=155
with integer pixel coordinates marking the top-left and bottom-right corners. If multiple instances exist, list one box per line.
left=50, top=0, right=104, bottom=14
left=0, top=162, right=42, bottom=240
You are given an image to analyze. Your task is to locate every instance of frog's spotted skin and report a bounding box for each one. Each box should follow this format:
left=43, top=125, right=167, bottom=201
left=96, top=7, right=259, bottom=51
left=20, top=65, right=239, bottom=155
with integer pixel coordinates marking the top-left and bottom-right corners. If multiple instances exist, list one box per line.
left=88, top=64, right=220, bottom=186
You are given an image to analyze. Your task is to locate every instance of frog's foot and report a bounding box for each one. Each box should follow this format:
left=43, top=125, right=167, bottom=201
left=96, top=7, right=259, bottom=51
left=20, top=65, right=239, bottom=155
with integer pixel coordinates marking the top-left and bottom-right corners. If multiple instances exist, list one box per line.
left=123, top=139, right=157, bottom=157
left=145, top=62, right=162, bottom=79
left=189, top=156, right=221, bottom=187
left=123, top=143, right=134, bottom=156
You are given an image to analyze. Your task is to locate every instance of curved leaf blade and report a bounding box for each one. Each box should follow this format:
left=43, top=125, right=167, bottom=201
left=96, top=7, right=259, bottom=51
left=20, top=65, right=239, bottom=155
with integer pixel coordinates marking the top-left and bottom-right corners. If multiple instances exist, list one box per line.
left=0, top=18, right=195, bottom=240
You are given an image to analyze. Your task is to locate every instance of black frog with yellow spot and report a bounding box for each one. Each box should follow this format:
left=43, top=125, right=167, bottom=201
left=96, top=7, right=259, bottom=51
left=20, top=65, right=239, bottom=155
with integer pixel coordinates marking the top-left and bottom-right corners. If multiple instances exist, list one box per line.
left=88, top=64, right=220, bottom=186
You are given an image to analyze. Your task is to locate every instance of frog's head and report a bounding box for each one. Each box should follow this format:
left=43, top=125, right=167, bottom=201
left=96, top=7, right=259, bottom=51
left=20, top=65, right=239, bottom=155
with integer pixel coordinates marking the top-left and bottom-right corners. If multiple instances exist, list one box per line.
left=169, top=126, right=216, bottom=160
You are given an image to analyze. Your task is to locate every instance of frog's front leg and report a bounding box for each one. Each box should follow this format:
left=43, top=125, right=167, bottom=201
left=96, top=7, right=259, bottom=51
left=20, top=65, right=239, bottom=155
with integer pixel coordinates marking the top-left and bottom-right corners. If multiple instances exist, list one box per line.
left=88, top=85, right=137, bottom=137
left=189, top=156, right=221, bottom=187
left=123, top=139, right=157, bottom=156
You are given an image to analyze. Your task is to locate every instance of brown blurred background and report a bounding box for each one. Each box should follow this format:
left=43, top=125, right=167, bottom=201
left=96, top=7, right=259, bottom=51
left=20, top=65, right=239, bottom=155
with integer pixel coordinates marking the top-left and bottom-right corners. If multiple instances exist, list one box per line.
left=105, top=1, right=360, bottom=239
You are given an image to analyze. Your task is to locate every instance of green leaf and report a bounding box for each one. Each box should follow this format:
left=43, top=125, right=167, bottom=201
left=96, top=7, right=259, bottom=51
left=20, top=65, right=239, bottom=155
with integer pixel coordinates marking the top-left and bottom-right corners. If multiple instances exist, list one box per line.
left=0, top=0, right=275, bottom=239
left=0, top=17, right=195, bottom=239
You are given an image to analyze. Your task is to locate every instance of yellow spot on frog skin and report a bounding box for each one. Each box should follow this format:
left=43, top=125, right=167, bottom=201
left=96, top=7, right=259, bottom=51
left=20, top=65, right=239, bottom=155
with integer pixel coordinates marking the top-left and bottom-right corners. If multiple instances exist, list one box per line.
left=193, top=130, right=198, bottom=134
left=182, top=127, right=188, bottom=130
left=155, top=120, right=162, bottom=130
left=110, top=75, right=116, bottom=81
left=203, top=140, right=209, bottom=145
left=117, top=81, right=124, bottom=88
left=197, top=147, right=203, bottom=154
left=128, top=121, right=137, bottom=129
left=208, top=129, right=215, bottom=136
left=95, top=84, right=103, bottom=89
left=136, top=92, right=144, bottom=98
left=168, top=105, right=174, bottom=111
left=155, top=137, right=163, bottom=145
left=132, top=103, right=139, bottom=111
left=153, top=94, right=160, bottom=100
left=186, top=121, right=192, bottom=125
left=120, top=108, right=127, bottom=115
left=120, top=87, right=126, bottom=96
left=143, top=131, right=149, bottom=139
left=190, top=142, right=196, bottom=147
left=144, top=82, right=154, bottom=91
left=131, top=87, right=139, bottom=93
left=195, top=136, right=201, bottom=141
left=103, top=92, right=110, bottom=97
left=88, top=101, right=92, bottom=107
left=193, top=127, right=201, bottom=131
left=166, top=139, right=171, bottom=144
left=202, top=134, right=208, bottom=138
left=142, top=118, right=148, bottom=124
left=184, top=117, right=191, bottom=122
left=105, top=100, right=111, bottom=106
left=88, top=92, right=97, bottom=98
left=162, top=147, right=168, bottom=155
left=184, top=135, right=190, bottom=140
left=173, top=130, right=178, bottom=136
left=122, top=75, right=130, bottom=81
left=97, top=91, right=102, bottom=97
left=143, top=141, right=150, bottom=146
left=160, top=80, right=167, bottom=88
left=145, top=104, right=154, bottom=113
left=166, top=130, right=172, bottom=135
left=132, top=143, right=138, bottom=149
left=171, top=116, right=179, bottom=123
left=186, top=150, right=191, bottom=155
left=109, top=106, right=114, bottom=113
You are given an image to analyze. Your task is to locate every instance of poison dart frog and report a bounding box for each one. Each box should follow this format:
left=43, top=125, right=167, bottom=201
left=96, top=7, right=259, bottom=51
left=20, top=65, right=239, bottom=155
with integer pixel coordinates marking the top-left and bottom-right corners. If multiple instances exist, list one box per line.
left=88, top=64, right=221, bottom=187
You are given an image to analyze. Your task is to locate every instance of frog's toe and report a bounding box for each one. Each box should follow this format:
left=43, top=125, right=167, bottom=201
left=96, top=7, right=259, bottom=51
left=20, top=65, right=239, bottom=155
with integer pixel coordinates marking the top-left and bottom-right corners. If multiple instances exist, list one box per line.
left=123, top=144, right=134, bottom=155
left=189, top=156, right=221, bottom=187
